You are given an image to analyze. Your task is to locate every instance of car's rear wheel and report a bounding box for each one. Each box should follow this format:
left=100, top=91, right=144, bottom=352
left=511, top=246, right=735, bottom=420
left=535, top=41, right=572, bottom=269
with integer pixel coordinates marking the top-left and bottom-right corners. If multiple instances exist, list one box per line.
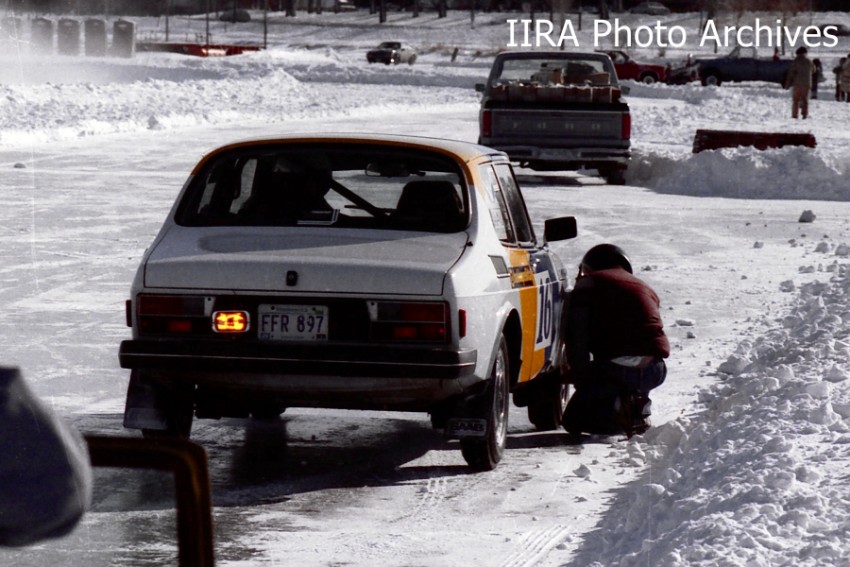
left=701, top=71, right=721, bottom=87
left=640, top=72, right=659, bottom=84
left=408, top=54, right=417, bottom=65
left=461, top=336, right=509, bottom=471
left=141, top=382, right=194, bottom=439
left=250, top=404, right=286, bottom=420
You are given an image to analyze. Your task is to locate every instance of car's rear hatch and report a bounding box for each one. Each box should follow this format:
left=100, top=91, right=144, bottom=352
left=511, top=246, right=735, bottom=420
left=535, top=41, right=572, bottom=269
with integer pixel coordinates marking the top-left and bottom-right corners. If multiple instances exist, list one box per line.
left=143, top=227, right=468, bottom=296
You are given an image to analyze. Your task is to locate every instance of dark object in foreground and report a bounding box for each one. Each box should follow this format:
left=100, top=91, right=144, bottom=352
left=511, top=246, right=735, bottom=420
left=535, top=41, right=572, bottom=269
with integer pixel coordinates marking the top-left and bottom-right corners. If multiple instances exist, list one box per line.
left=85, top=435, right=215, bottom=567
left=693, top=129, right=817, bottom=153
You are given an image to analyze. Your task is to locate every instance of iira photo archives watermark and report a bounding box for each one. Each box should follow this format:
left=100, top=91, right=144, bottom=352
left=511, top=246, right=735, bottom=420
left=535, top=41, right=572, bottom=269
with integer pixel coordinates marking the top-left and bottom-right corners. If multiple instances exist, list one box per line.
left=506, top=18, right=842, bottom=49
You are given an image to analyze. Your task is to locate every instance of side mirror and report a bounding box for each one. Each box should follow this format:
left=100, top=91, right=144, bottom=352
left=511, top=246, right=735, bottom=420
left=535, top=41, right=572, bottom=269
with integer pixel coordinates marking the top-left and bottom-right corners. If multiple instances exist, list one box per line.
left=544, top=216, right=577, bottom=242
left=85, top=435, right=215, bottom=567
left=475, top=83, right=485, bottom=92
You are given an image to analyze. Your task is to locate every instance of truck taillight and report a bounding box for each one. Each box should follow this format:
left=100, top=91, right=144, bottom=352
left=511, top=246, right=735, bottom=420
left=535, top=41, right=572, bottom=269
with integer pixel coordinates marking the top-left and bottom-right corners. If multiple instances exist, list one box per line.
left=481, top=110, right=492, bottom=138
left=368, top=301, right=449, bottom=343
left=622, top=112, right=631, bottom=140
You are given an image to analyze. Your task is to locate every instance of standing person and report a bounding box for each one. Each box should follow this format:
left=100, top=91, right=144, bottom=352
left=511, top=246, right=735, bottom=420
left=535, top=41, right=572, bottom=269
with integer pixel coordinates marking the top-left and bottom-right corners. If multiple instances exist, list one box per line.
left=811, top=58, right=823, bottom=99
left=833, top=58, right=845, bottom=101
left=562, top=244, right=669, bottom=440
left=842, top=55, right=850, bottom=103
left=785, top=46, right=814, bottom=119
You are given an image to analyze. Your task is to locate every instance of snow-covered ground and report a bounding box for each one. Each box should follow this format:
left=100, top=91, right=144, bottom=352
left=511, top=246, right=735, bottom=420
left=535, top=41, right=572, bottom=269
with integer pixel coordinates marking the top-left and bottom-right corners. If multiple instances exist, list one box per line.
left=2, top=7, right=850, bottom=567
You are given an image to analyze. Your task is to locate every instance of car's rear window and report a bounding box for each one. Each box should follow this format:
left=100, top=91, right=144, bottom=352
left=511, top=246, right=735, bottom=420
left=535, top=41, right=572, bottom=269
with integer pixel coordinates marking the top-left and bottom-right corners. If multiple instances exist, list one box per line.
left=176, top=143, right=469, bottom=233
left=494, top=57, right=612, bottom=86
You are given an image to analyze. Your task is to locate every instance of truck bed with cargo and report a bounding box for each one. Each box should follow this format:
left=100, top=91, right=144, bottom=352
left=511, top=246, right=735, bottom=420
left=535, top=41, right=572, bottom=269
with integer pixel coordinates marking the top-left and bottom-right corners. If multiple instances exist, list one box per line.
left=476, top=51, right=631, bottom=184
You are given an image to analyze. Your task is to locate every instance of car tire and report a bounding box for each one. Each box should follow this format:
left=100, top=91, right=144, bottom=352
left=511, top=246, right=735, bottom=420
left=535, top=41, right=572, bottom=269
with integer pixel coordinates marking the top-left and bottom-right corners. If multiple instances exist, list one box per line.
left=701, top=71, right=721, bottom=87
left=639, top=72, right=658, bottom=84
left=527, top=342, right=570, bottom=431
left=408, top=54, right=416, bottom=65
left=142, top=383, right=194, bottom=439
left=250, top=404, right=286, bottom=420
left=461, top=335, right=509, bottom=471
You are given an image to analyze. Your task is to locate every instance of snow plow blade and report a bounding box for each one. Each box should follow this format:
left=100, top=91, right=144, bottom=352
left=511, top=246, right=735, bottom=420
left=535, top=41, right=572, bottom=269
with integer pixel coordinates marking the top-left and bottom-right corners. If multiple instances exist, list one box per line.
left=693, top=129, right=816, bottom=153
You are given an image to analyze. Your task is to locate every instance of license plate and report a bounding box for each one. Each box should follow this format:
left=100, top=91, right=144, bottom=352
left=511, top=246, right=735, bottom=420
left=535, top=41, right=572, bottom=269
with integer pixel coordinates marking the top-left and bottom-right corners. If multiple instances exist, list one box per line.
left=258, top=304, right=328, bottom=341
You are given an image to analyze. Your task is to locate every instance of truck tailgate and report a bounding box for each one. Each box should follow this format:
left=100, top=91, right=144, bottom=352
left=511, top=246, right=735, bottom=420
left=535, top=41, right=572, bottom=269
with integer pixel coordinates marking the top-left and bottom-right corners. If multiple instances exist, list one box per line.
left=489, top=107, right=626, bottom=145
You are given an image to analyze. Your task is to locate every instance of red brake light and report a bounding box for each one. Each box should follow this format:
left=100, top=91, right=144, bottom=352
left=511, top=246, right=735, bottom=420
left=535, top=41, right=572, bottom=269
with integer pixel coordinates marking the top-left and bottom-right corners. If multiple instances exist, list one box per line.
left=481, top=110, right=492, bottom=138
left=136, top=294, right=207, bottom=336
left=622, top=112, right=631, bottom=140
left=458, top=309, right=467, bottom=339
left=138, top=295, right=205, bottom=315
left=369, top=301, right=449, bottom=343
left=167, top=320, right=193, bottom=333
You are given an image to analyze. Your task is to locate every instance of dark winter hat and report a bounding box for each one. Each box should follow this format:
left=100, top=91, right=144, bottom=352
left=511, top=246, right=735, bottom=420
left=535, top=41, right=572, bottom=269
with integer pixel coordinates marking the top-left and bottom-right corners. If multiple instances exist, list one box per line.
left=796, top=46, right=808, bottom=55
left=581, top=243, right=633, bottom=274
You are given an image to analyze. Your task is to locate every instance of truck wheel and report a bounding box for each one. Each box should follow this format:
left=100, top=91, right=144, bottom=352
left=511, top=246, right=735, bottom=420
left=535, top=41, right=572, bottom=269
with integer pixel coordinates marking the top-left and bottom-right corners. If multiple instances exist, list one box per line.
left=639, top=72, right=659, bottom=84
left=701, top=72, right=721, bottom=87
left=603, top=168, right=627, bottom=185
left=461, top=336, right=509, bottom=471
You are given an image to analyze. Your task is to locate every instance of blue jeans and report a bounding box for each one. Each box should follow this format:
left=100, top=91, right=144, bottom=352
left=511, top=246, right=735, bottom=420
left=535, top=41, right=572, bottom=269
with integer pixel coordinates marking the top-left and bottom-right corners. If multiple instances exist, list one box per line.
left=563, top=358, right=666, bottom=435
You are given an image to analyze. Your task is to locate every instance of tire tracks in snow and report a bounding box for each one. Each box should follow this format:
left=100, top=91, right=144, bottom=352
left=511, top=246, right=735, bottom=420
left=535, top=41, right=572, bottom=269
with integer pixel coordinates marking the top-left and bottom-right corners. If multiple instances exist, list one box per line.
left=497, top=524, right=572, bottom=567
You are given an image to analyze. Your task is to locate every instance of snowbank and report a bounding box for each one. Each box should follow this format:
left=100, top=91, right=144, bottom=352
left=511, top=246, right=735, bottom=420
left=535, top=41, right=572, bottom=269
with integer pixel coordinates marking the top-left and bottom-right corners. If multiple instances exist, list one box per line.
left=572, top=254, right=850, bottom=566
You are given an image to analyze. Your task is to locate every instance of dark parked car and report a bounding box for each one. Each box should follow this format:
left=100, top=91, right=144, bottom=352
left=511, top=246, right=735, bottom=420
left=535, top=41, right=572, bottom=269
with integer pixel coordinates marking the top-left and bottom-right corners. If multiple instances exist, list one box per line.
left=695, top=46, right=792, bottom=87
left=818, top=23, right=850, bottom=37
left=366, top=41, right=417, bottom=65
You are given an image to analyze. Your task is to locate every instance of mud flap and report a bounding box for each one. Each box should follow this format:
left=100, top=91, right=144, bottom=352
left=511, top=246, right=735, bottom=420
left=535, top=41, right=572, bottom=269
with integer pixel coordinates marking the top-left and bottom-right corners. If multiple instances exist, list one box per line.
left=122, top=371, right=169, bottom=431
left=443, top=380, right=491, bottom=439
left=445, top=418, right=488, bottom=438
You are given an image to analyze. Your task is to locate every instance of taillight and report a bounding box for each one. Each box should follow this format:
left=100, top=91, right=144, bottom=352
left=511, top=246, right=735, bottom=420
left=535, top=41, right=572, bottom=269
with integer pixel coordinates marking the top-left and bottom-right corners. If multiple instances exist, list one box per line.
left=458, top=309, right=467, bottom=339
left=481, top=110, right=492, bottom=138
left=622, top=112, right=631, bottom=140
left=368, top=301, right=449, bottom=343
left=212, top=311, right=250, bottom=333
left=136, top=294, right=207, bottom=335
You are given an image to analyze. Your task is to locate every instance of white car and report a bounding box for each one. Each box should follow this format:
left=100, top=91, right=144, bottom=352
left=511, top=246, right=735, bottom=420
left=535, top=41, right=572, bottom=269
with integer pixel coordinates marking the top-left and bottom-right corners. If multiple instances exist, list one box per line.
left=119, top=134, right=577, bottom=470
left=366, top=41, right=417, bottom=65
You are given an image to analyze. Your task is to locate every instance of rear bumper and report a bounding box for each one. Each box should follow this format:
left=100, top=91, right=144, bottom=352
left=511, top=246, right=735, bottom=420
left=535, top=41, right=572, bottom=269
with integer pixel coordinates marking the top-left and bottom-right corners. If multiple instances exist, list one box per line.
left=120, top=339, right=477, bottom=380
left=483, top=144, right=630, bottom=169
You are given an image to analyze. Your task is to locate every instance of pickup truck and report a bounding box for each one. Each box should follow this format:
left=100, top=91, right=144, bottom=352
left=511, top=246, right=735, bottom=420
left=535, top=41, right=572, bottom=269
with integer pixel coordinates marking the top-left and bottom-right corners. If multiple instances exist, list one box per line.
left=476, top=51, right=631, bottom=184
left=695, top=46, right=792, bottom=87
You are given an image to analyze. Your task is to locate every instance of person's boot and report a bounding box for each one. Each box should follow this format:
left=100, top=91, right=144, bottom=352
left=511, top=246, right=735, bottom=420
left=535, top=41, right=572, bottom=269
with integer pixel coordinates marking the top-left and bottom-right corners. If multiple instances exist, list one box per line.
left=615, top=393, right=652, bottom=438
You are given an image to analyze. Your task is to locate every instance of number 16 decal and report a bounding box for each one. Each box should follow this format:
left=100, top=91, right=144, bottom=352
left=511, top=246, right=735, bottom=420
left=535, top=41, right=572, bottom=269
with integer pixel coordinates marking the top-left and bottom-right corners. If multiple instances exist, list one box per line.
left=534, top=271, right=554, bottom=349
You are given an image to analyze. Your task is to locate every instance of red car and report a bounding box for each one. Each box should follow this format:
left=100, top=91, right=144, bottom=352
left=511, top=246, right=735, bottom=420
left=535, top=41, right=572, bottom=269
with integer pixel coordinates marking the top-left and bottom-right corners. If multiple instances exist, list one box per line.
left=600, top=50, right=667, bottom=84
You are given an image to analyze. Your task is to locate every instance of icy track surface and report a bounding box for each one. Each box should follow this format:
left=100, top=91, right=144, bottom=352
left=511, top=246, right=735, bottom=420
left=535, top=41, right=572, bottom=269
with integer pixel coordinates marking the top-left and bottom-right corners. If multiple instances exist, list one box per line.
left=2, top=8, right=850, bottom=567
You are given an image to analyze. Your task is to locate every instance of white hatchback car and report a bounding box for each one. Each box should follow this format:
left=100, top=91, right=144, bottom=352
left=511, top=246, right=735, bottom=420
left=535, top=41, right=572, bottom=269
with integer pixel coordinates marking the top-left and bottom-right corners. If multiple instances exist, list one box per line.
left=120, top=134, right=577, bottom=470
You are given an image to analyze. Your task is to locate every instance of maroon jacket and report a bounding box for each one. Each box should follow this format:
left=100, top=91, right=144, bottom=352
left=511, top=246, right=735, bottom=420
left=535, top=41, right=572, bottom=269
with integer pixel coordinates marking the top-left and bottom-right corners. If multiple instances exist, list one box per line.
left=565, top=267, right=669, bottom=379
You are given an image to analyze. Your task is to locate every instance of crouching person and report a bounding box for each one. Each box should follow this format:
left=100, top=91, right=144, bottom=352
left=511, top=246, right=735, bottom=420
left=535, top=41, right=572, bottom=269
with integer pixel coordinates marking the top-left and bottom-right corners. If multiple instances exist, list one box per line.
left=562, top=244, right=669, bottom=439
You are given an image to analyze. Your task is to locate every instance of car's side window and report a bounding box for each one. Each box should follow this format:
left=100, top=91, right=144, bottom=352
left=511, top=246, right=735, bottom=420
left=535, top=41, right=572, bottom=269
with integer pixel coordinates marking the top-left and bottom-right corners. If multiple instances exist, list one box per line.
left=493, top=163, right=536, bottom=246
left=479, top=164, right=514, bottom=244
